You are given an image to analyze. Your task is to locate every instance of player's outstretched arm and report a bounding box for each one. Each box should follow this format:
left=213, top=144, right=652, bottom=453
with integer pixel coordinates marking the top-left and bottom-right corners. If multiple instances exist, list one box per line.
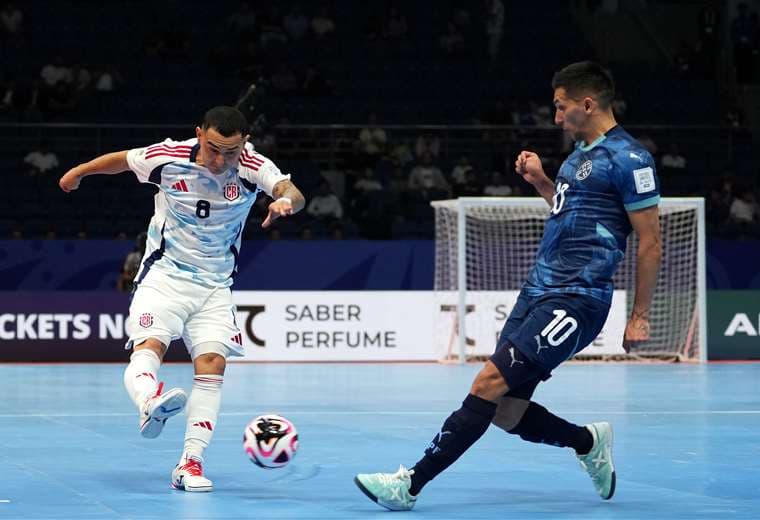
left=515, top=150, right=554, bottom=206
left=59, top=150, right=130, bottom=192
left=623, top=205, right=662, bottom=352
left=262, top=179, right=306, bottom=228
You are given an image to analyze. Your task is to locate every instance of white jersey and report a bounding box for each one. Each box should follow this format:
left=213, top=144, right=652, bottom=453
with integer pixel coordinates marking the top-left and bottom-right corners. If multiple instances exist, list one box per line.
left=126, top=137, right=289, bottom=288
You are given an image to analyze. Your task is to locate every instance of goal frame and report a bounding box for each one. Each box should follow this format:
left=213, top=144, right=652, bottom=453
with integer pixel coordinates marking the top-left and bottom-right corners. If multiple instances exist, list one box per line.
left=431, top=197, right=707, bottom=364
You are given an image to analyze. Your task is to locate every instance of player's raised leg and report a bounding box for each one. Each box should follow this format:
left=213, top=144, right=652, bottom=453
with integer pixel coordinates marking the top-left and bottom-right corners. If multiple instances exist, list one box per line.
left=171, top=344, right=226, bottom=493
left=354, top=361, right=505, bottom=511
left=123, top=338, right=187, bottom=439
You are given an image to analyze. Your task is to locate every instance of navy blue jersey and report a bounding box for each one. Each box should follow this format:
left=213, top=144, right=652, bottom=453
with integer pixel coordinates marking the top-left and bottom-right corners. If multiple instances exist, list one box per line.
left=524, top=126, right=660, bottom=304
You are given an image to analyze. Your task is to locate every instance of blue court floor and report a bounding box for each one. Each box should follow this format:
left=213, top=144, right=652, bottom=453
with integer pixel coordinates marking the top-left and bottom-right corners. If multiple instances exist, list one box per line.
left=1, top=362, right=758, bottom=519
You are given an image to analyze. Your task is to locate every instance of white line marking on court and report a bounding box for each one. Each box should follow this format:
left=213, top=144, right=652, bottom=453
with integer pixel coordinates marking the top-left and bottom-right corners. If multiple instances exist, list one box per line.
left=0, top=500, right=10, bottom=503
left=1, top=410, right=760, bottom=418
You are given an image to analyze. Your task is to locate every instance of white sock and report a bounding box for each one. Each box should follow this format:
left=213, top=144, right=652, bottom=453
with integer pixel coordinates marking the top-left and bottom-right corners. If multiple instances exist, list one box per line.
left=183, top=374, right=223, bottom=460
left=123, top=349, right=160, bottom=408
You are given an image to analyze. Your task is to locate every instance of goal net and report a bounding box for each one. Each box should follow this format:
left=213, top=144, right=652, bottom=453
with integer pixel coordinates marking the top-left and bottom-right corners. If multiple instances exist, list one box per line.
left=431, top=197, right=706, bottom=363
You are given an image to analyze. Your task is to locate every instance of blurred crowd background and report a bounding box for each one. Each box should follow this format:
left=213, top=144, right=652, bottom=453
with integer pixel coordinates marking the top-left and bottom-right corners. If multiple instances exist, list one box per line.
left=0, top=0, right=758, bottom=241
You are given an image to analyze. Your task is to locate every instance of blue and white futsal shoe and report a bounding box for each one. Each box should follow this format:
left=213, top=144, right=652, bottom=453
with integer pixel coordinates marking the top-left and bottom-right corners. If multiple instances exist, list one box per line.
left=354, top=465, right=417, bottom=511
left=577, top=421, right=616, bottom=500
left=139, top=382, right=187, bottom=439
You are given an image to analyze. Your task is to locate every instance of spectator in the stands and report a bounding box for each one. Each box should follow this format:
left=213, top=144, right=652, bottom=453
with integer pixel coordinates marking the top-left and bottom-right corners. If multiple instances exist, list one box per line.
left=70, top=63, right=92, bottom=93
left=312, top=5, right=336, bottom=39
left=117, top=232, right=147, bottom=293
left=483, top=171, right=513, bottom=196
left=453, top=169, right=483, bottom=197
left=307, top=179, right=344, bottom=222
left=661, top=143, right=687, bottom=170
left=408, top=152, right=450, bottom=199
left=259, top=6, right=288, bottom=48
left=415, top=132, right=441, bottom=160
left=484, top=0, right=505, bottom=62
left=354, top=168, right=384, bottom=194
left=450, top=155, right=473, bottom=185
left=729, top=190, right=759, bottom=224
left=24, top=140, right=59, bottom=176
left=1, top=1, right=23, bottom=43
left=357, top=113, right=387, bottom=166
left=94, top=65, right=123, bottom=93
left=40, top=56, right=71, bottom=88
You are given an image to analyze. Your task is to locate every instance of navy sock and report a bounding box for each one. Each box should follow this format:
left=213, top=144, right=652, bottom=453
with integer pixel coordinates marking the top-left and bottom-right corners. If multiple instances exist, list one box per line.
left=508, top=402, right=593, bottom=454
left=410, top=394, right=497, bottom=495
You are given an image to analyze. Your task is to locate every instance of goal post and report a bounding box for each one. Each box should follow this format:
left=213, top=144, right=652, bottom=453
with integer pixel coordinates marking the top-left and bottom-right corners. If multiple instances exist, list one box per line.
left=431, top=197, right=707, bottom=364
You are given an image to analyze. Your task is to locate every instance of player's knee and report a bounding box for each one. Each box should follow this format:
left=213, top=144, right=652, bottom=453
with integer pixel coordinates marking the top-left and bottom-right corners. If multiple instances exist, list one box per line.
left=194, top=352, right=226, bottom=375
left=492, top=397, right=530, bottom=432
left=470, top=361, right=507, bottom=401
left=133, top=338, right=167, bottom=360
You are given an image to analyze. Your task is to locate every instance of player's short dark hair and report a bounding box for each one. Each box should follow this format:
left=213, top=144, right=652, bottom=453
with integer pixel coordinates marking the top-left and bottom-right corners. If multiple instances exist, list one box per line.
left=202, top=106, right=249, bottom=137
left=551, top=61, right=615, bottom=109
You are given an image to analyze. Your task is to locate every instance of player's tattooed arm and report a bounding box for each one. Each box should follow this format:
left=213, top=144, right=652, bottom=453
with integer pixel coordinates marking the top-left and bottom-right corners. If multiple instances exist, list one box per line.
left=623, top=205, right=662, bottom=352
left=272, top=179, right=306, bottom=212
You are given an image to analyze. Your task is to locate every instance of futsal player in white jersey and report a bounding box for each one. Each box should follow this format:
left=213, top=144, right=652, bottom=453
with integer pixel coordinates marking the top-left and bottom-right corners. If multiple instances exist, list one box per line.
left=59, top=106, right=305, bottom=492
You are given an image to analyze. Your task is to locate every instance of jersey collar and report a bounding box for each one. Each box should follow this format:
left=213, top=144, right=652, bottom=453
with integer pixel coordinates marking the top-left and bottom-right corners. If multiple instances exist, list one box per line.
left=190, top=143, right=200, bottom=163
left=577, top=125, right=621, bottom=152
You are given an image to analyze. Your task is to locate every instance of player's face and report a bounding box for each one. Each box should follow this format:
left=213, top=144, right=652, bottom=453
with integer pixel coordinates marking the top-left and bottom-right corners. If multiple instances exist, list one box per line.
left=196, top=126, right=249, bottom=175
left=553, top=88, right=589, bottom=141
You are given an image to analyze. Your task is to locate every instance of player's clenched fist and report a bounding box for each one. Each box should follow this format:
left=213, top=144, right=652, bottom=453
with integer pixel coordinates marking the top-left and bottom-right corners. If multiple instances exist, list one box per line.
left=515, top=150, right=546, bottom=184
left=59, top=168, right=83, bottom=192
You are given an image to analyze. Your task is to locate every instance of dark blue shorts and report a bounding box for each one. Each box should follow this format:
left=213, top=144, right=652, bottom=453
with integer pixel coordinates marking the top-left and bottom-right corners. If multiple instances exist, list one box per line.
left=490, top=290, right=610, bottom=397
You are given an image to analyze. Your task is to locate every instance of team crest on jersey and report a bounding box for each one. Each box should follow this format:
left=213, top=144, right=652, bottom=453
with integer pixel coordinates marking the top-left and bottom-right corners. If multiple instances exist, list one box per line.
left=224, top=183, right=240, bottom=201
left=139, top=313, right=154, bottom=328
left=576, top=160, right=593, bottom=180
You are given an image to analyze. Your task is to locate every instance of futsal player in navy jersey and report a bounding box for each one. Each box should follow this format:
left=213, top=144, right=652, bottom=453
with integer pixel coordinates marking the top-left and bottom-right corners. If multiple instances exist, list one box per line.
left=354, top=61, right=662, bottom=510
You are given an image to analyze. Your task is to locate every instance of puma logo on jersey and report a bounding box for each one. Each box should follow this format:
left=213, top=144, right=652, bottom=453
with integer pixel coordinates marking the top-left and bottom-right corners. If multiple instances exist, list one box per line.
left=629, top=152, right=643, bottom=161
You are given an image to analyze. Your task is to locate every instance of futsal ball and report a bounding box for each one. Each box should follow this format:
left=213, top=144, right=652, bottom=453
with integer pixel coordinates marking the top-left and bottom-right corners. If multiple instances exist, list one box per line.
left=243, top=414, right=299, bottom=468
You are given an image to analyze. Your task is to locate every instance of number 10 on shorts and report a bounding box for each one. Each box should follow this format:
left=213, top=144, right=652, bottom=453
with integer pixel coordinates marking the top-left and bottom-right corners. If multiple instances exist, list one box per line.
left=540, top=310, right=578, bottom=347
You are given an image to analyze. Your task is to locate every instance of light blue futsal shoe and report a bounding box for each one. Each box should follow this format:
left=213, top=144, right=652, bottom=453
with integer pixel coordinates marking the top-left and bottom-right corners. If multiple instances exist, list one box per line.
left=354, top=465, right=417, bottom=511
left=577, top=422, right=616, bottom=500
